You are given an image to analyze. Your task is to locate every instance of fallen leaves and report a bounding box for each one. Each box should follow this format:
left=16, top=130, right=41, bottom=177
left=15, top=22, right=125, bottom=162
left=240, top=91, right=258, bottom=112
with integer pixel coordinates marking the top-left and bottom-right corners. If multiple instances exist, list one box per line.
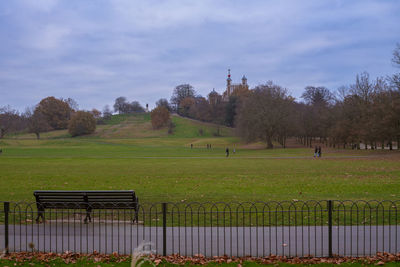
left=1, top=251, right=400, bottom=265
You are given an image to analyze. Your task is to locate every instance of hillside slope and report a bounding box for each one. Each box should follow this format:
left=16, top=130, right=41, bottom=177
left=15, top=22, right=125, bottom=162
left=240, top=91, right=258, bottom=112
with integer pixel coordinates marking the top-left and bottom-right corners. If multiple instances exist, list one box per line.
left=10, top=113, right=234, bottom=139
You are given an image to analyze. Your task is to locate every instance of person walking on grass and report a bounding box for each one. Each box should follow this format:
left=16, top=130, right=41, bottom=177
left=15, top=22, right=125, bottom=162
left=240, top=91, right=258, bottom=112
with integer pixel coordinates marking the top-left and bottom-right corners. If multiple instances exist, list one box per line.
left=226, top=147, right=229, bottom=157
left=318, top=146, right=322, bottom=157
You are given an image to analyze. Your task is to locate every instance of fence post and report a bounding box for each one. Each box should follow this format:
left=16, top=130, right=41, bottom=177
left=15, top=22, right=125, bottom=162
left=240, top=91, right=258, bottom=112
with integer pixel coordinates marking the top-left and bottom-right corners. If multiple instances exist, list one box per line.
left=4, top=202, right=10, bottom=255
left=162, top=203, right=167, bottom=256
left=328, top=200, right=333, bottom=258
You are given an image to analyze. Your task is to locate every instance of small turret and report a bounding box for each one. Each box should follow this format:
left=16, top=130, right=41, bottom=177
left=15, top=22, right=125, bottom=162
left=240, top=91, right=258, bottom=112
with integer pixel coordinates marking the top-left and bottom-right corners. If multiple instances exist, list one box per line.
left=242, top=75, right=247, bottom=86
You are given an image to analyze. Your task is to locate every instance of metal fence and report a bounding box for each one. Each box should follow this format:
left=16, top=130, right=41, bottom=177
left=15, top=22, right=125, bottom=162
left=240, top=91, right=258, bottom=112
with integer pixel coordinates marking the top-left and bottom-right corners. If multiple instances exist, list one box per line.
left=0, top=200, right=399, bottom=257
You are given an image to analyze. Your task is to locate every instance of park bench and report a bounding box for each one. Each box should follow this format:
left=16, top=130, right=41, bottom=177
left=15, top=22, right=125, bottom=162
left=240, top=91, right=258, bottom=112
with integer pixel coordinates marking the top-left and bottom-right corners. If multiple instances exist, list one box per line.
left=34, top=190, right=139, bottom=224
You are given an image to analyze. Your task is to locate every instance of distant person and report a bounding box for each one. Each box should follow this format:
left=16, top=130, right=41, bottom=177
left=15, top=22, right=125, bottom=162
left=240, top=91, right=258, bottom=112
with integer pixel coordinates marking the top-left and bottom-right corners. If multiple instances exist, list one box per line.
left=191, top=144, right=193, bottom=149
left=314, top=146, right=318, bottom=157
left=318, top=146, right=322, bottom=157
left=209, top=144, right=212, bottom=149
left=226, top=147, right=229, bottom=157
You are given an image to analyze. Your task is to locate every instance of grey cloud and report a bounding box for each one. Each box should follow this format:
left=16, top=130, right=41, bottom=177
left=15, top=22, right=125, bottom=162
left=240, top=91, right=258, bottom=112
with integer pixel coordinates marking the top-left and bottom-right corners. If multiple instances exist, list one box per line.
left=0, top=0, right=399, bottom=111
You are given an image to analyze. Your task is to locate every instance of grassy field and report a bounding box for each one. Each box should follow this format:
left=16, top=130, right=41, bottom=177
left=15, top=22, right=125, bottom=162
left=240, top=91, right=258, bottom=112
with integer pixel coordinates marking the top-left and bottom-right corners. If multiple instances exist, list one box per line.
left=0, top=114, right=400, bottom=203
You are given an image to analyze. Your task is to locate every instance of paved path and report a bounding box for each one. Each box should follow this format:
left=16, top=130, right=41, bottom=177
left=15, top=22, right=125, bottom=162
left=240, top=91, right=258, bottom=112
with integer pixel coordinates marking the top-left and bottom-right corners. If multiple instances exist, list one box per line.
left=4, top=153, right=392, bottom=160
left=1, top=224, right=399, bottom=257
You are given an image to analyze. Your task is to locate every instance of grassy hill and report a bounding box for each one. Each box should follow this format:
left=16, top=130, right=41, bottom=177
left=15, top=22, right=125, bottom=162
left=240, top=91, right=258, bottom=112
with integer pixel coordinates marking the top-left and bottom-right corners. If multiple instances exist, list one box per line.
left=9, top=113, right=234, bottom=140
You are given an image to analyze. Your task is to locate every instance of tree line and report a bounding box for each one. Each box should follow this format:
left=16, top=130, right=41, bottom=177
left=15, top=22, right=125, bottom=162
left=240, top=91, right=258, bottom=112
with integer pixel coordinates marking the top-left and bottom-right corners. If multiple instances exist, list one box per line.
left=0, top=97, right=99, bottom=138
left=1, top=44, right=399, bottom=146
left=157, top=44, right=400, bottom=149
left=0, top=94, right=152, bottom=138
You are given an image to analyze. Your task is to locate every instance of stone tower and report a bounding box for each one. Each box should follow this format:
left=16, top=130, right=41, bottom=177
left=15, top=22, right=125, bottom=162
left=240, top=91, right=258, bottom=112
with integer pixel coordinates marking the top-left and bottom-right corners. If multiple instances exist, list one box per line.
left=226, top=69, right=232, bottom=96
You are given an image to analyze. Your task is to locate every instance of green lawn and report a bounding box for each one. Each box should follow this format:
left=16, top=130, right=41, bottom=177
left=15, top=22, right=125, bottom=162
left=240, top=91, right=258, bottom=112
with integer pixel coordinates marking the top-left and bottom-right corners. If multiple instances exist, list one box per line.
left=0, top=136, right=399, bottom=203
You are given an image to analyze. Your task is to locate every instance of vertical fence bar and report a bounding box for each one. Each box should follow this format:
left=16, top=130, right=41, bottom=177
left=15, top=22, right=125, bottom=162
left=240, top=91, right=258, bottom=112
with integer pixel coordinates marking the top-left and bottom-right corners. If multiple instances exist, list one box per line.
left=4, top=202, right=10, bottom=255
left=162, top=202, right=167, bottom=256
left=328, top=200, right=333, bottom=258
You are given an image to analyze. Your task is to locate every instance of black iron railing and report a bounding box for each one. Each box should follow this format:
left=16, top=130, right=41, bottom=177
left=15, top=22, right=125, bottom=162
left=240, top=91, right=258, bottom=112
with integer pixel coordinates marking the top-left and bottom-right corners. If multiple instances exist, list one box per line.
left=0, top=200, right=399, bottom=257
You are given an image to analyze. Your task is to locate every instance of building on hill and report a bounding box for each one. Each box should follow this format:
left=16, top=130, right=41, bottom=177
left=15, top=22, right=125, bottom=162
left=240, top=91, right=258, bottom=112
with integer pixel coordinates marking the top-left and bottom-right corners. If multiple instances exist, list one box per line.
left=207, top=69, right=249, bottom=104
left=222, top=69, right=249, bottom=101
left=208, top=88, right=222, bottom=106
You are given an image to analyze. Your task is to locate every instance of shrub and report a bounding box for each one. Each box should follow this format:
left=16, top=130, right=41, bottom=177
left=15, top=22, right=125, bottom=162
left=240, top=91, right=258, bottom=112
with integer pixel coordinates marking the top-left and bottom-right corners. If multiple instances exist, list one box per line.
left=68, top=111, right=96, bottom=137
left=151, top=106, right=170, bottom=129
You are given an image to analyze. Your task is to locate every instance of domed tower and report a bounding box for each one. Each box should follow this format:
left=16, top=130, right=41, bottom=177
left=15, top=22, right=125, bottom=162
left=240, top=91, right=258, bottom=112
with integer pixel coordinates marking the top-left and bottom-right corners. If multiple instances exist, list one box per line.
left=226, top=69, right=232, bottom=96
left=242, top=75, right=247, bottom=86
left=208, top=88, right=220, bottom=106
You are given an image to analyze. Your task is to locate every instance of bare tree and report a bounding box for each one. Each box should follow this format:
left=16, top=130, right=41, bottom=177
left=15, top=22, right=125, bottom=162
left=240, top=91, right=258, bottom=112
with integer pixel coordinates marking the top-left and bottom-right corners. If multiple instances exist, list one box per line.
left=236, top=82, right=293, bottom=149
left=300, top=86, right=334, bottom=145
left=113, top=97, right=144, bottom=114
left=389, top=43, right=400, bottom=90
left=301, top=86, right=334, bottom=106
left=0, top=106, right=19, bottom=138
left=128, top=101, right=145, bottom=113
left=25, top=107, right=51, bottom=139
left=156, top=98, right=172, bottom=111
left=393, top=43, right=400, bottom=66
left=62, top=97, right=79, bottom=111
left=102, top=105, right=112, bottom=120
left=113, top=97, right=128, bottom=114
left=170, top=84, right=196, bottom=111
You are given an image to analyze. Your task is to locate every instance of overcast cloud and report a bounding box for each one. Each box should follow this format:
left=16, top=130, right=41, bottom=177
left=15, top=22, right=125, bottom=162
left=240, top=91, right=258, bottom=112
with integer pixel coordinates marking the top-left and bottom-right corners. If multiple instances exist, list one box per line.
left=0, top=0, right=399, bottom=112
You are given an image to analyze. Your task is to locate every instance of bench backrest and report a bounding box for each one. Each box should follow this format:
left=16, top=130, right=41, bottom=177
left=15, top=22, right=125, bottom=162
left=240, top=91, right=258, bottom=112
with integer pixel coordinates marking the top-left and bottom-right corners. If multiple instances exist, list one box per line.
left=34, top=190, right=138, bottom=209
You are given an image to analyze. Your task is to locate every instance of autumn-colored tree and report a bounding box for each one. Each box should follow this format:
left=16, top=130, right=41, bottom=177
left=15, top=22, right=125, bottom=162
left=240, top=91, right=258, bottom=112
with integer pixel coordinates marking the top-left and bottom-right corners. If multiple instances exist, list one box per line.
left=36, top=97, right=73, bottom=130
left=151, top=106, right=170, bottom=129
left=178, top=97, right=195, bottom=117
left=68, top=111, right=96, bottom=137
left=187, top=97, right=211, bottom=122
left=90, top=109, right=102, bottom=120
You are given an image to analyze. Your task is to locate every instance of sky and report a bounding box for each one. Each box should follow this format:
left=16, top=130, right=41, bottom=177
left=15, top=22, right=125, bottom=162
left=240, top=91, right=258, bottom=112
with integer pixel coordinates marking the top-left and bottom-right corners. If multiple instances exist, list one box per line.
left=0, top=0, right=400, bottom=112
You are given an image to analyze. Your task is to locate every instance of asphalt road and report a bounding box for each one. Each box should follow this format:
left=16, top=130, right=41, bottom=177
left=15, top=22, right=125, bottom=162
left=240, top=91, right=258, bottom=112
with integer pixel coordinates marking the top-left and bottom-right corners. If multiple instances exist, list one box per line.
left=1, top=224, right=399, bottom=257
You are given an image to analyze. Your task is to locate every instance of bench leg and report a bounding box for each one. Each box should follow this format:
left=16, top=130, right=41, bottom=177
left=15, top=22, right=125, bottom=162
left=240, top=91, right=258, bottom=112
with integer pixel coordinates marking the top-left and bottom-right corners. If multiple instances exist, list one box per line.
left=84, top=208, right=92, bottom=224
left=132, top=199, right=139, bottom=224
left=132, top=206, right=139, bottom=224
left=36, top=210, right=45, bottom=223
